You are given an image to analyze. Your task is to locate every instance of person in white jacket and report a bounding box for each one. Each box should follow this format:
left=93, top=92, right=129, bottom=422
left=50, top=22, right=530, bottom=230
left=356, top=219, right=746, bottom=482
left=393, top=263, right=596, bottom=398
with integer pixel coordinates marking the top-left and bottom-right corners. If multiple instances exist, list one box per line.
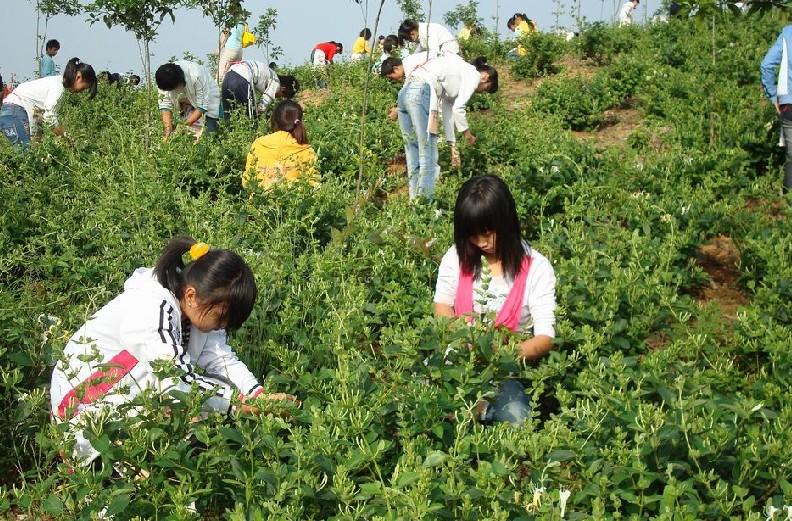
left=156, top=61, right=222, bottom=138
left=398, top=20, right=460, bottom=58
left=221, top=60, right=299, bottom=120
left=50, top=236, right=297, bottom=464
left=618, top=0, right=639, bottom=26
left=381, top=54, right=498, bottom=201
left=0, top=57, right=97, bottom=147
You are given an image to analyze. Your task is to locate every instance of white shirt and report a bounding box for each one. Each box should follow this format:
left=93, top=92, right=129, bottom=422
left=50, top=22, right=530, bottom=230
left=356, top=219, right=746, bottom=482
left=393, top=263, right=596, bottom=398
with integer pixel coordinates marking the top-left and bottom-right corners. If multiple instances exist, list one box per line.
left=158, top=60, right=221, bottom=119
left=404, top=54, right=481, bottom=143
left=228, top=60, right=280, bottom=112
left=434, top=245, right=557, bottom=337
left=618, top=1, right=636, bottom=25
left=417, top=22, right=460, bottom=57
left=4, top=75, right=65, bottom=131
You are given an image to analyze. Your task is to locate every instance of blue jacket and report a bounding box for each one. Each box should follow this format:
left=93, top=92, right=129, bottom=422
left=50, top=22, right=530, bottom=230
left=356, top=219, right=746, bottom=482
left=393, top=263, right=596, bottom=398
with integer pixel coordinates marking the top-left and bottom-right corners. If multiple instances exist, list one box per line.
left=761, top=25, right=792, bottom=105
left=39, top=55, right=57, bottom=77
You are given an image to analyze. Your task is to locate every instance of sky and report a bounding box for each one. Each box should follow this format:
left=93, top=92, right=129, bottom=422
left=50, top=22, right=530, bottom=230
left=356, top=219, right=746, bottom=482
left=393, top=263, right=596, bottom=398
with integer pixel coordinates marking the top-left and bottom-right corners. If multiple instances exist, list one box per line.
left=1, top=0, right=660, bottom=81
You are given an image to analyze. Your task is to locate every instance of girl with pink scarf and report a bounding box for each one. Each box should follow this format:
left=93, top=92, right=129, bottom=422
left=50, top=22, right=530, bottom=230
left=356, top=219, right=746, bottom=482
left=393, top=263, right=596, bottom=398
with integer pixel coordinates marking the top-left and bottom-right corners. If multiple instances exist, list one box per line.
left=433, top=175, right=557, bottom=424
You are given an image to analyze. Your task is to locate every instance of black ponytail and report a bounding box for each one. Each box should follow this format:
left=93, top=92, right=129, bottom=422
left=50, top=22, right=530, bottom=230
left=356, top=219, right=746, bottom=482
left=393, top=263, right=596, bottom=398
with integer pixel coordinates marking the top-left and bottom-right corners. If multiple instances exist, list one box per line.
left=272, top=100, right=308, bottom=145
left=471, top=56, right=498, bottom=94
left=360, top=28, right=372, bottom=39
left=154, top=236, right=258, bottom=331
left=63, top=57, right=97, bottom=99
left=277, top=75, right=299, bottom=98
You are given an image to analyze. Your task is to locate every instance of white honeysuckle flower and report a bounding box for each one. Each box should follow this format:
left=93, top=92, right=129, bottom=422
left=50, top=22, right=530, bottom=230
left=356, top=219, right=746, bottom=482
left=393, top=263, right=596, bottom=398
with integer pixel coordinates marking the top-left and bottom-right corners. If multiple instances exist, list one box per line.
left=559, top=488, right=571, bottom=518
left=751, top=403, right=764, bottom=413
left=766, top=505, right=779, bottom=521
left=785, top=505, right=792, bottom=521
left=551, top=165, right=560, bottom=174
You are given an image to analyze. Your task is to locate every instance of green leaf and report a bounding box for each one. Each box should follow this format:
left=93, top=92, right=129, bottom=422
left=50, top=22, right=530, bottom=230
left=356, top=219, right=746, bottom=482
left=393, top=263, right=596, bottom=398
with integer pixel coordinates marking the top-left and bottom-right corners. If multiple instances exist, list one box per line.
left=220, top=427, right=244, bottom=445
left=547, top=450, right=576, bottom=462
left=42, top=494, right=63, bottom=515
left=105, top=494, right=131, bottom=516
left=396, top=471, right=421, bottom=488
left=422, top=450, right=447, bottom=468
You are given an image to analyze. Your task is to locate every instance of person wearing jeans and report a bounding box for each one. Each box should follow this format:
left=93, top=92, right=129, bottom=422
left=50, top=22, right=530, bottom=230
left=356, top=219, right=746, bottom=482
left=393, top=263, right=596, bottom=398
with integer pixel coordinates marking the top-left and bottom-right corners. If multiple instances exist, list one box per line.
left=760, top=24, right=792, bottom=193
left=0, top=104, right=31, bottom=146
left=397, top=80, right=439, bottom=200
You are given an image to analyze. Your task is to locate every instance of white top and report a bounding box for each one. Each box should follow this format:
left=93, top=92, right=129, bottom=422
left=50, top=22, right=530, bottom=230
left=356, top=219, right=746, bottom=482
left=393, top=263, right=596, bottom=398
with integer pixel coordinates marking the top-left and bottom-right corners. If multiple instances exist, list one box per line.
left=404, top=54, right=481, bottom=143
left=227, top=60, right=280, bottom=112
left=434, top=245, right=557, bottom=337
left=4, top=75, right=65, bottom=131
left=416, top=22, right=460, bottom=57
left=50, top=267, right=262, bottom=462
left=158, top=60, right=221, bottom=119
left=618, top=1, right=635, bottom=25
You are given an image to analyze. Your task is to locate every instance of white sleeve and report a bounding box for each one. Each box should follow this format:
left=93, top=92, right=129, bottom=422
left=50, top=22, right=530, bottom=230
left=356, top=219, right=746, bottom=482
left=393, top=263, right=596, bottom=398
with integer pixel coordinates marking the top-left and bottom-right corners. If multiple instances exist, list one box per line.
left=525, top=256, right=557, bottom=338
left=257, top=72, right=280, bottom=112
left=158, top=89, right=174, bottom=112
left=119, top=298, right=234, bottom=413
left=42, top=84, right=64, bottom=126
left=196, top=331, right=263, bottom=397
left=441, top=95, right=456, bottom=143
left=451, top=68, right=479, bottom=134
left=434, top=247, right=460, bottom=306
left=192, top=66, right=212, bottom=113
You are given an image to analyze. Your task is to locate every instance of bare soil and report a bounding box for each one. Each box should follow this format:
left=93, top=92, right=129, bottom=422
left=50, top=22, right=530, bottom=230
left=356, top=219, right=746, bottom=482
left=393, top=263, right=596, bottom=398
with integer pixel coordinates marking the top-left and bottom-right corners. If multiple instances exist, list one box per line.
left=694, top=236, right=748, bottom=321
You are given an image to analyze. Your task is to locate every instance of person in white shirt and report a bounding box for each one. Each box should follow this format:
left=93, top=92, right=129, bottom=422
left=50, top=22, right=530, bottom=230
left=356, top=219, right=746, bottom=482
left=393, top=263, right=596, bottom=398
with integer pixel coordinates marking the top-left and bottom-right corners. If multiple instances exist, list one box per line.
left=398, top=20, right=460, bottom=58
left=434, top=175, right=557, bottom=424
left=156, top=60, right=222, bottom=138
left=381, top=54, right=498, bottom=200
left=0, top=57, right=97, bottom=147
left=618, top=0, right=640, bottom=26
left=221, top=60, right=299, bottom=119
left=50, top=236, right=298, bottom=465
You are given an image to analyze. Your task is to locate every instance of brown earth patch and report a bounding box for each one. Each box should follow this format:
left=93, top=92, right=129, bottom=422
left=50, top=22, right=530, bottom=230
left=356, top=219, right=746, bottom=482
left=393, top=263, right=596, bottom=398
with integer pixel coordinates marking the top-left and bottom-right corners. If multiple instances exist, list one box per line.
left=557, top=55, right=600, bottom=79
left=572, top=107, right=643, bottom=148
left=694, top=236, right=748, bottom=321
left=745, top=197, right=786, bottom=221
left=298, top=88, right=330, bottom=108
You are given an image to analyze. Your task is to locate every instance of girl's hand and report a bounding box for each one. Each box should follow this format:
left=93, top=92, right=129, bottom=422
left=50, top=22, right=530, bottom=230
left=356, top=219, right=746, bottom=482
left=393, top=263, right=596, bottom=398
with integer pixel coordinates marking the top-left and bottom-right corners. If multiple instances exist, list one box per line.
left=264, top=392, right=300, bottom=406
left=388, top=107, right=399, bottom=121
left=463, top=130, right=477, bottom=146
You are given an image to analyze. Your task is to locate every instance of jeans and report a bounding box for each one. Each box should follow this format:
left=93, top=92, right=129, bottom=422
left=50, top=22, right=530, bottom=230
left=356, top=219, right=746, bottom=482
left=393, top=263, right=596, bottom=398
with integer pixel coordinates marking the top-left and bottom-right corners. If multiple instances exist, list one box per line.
left=397, top=81, right=439, bottom=201
left=780, top=114, right=792, bottom=192
left=482, top=380, right=531, bottom=425
left=0, top=104, right=31, bottom=147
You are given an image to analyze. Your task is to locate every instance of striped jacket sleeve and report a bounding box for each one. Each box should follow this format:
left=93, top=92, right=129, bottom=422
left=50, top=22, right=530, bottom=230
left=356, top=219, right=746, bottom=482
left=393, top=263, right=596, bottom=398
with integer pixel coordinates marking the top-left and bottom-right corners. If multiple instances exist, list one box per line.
left=196, top=331, right=264, bottom=399
left=119, top=297, right=235, bottom=413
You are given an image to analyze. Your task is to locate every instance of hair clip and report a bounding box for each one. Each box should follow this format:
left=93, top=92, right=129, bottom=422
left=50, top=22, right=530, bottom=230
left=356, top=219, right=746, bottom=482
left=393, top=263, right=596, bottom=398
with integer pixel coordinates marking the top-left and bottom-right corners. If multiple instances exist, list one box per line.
left=189, top=242, right=210, bottom=261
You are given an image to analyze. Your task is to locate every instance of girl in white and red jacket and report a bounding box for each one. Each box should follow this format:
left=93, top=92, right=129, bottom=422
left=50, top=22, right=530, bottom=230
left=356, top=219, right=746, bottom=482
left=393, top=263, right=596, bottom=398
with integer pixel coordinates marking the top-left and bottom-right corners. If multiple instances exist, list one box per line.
left=50, top=236, right=295, bottom=464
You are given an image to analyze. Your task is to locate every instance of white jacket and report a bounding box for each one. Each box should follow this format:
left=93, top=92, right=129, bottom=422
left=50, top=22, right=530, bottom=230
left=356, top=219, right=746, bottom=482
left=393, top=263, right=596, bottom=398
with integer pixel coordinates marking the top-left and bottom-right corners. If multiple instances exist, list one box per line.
left=416, top=22, right=460, bottom=57
left=158, top=60, right=221, bottom=119
left=404, top=54, right=481, bottom=143
left=618, top=1, right=635, bottom=25
left=50, top=268, right=263, bottom=461
left=227, top=60, right=280, bottom=112
left=4, top=75, right=65, bottom=132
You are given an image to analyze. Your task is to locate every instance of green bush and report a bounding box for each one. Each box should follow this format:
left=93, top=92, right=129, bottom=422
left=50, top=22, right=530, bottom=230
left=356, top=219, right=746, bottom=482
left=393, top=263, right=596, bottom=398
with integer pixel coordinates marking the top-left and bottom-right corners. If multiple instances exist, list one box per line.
left=510, top=33, right=568, bottom=79
left=577, top=21, right=642, bottom=65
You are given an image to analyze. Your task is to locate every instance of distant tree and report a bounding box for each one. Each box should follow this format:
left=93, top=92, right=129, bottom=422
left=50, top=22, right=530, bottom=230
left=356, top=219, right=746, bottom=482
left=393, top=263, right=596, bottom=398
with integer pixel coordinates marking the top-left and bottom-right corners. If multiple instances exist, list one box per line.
left=443, top=0, right=482, bottom=29
left=397, top=0, right=424, bottom=21
left=254, top=8, right=282, bottom=64
left=189, top=0, right=250, bottom=81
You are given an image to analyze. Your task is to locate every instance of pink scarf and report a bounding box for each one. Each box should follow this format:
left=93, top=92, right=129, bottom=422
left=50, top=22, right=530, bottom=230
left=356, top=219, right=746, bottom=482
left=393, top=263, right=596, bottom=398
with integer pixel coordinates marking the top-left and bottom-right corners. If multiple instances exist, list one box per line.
left=454, top=255, right=532, bottom=332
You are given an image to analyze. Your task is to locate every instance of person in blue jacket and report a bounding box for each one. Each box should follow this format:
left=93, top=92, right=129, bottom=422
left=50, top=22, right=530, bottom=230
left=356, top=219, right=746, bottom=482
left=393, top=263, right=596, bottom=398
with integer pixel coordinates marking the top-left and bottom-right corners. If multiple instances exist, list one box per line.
left=761, top=25, right=792, bottom=193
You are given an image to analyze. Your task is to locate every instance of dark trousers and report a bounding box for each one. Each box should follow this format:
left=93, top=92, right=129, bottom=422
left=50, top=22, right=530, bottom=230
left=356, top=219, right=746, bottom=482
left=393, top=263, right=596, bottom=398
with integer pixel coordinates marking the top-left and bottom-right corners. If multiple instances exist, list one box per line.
left=779, top=105, right=792, bottom=192
left=221, top=70, right=255, bottom=119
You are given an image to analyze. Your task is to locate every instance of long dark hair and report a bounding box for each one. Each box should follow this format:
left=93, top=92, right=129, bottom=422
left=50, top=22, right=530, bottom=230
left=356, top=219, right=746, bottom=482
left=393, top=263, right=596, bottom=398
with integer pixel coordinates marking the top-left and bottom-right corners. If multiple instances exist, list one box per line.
left=471, top=57, right=499, bottom=94
left=272, top=100, right=308, bottom=145
left=359, top=28, right=372, bottom=39
left=63, top=58, right=97, bottom=99
left=383, top=34, right=400, bottom=55
left=154, top=236, right=257, bottom=331
left=454, top=175, right=525, bottom=281
left=398, top=19, right=419, bottom=46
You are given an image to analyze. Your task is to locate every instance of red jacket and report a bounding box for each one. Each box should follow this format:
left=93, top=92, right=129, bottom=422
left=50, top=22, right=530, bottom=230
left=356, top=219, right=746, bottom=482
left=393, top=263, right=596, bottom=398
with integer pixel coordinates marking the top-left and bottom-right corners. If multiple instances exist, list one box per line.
left=314, top=42, right=339, bottom=63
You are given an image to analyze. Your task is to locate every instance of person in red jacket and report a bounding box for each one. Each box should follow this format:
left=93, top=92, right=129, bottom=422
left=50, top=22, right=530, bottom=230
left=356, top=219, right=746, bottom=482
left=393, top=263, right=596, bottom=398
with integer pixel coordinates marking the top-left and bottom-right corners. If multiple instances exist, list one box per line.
left=310, top=41, right=343, bottom=88
left=311, top=41, right=343, bottom=66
